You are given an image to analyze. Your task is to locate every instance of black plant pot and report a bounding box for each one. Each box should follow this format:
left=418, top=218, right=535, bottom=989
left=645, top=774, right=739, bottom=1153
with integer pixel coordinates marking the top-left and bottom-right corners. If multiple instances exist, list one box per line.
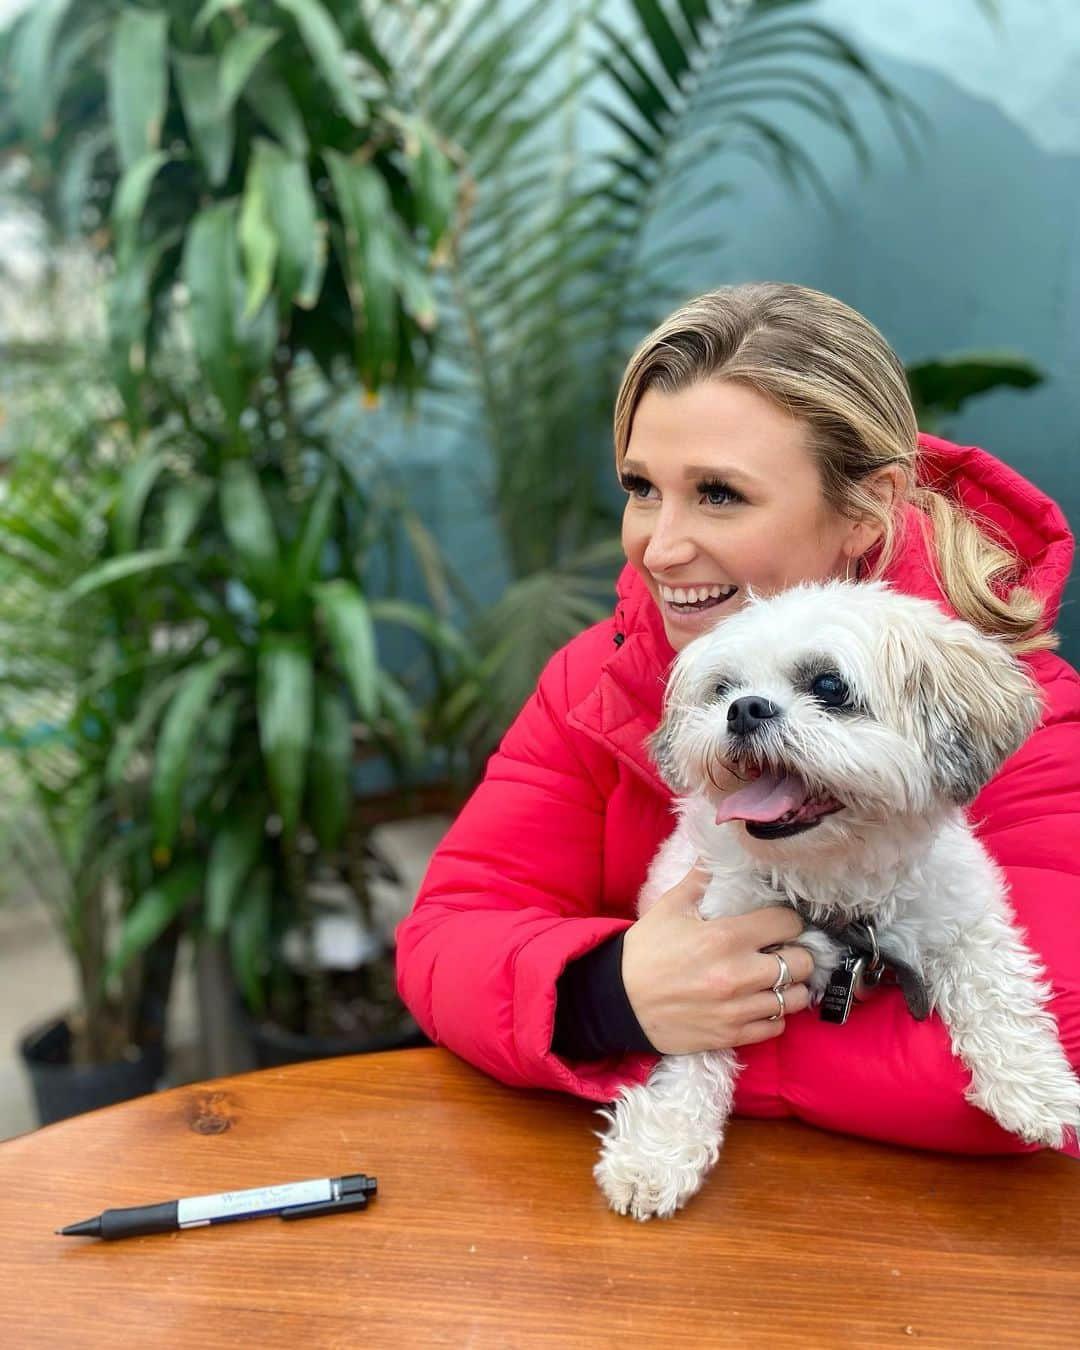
left=19, top=1015, right=165, bottom=1128
left=236, top=1000, right=429, bottom=1070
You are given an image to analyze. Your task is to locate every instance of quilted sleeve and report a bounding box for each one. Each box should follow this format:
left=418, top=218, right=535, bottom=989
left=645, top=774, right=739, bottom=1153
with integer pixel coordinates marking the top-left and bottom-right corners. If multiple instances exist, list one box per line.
left=767, top=657, right=1080, bottom=1156
left=395, top=644, right=655, bottom=1100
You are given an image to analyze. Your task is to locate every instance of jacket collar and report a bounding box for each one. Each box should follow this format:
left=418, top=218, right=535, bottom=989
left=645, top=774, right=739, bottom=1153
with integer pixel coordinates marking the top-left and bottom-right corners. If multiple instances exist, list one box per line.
left=567, top=434, right=1074, bottom=795
left=565, top=584, right=674, bottom=794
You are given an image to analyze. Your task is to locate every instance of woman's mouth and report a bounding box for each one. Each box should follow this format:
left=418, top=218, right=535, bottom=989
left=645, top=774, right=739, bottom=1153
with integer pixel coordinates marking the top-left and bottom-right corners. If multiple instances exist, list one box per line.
left=658, top=582, right=739, bottom=616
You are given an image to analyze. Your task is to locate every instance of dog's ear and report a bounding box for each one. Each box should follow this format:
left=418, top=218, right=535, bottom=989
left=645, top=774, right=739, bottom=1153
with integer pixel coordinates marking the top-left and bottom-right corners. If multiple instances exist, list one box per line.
left=881, top=613, right=1043, bottom=805
left=646, top=706, right=693, bottom=794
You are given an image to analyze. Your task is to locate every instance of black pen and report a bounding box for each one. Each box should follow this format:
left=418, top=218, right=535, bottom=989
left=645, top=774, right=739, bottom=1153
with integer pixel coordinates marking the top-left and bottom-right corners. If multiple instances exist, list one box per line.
left=57, top=1172, right=377, bottom=1240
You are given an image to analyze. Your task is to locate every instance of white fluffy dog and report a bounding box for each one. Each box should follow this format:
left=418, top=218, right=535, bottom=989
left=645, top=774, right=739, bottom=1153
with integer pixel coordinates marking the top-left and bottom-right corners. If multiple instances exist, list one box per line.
left=595, top=580, right=1080, bottom=1220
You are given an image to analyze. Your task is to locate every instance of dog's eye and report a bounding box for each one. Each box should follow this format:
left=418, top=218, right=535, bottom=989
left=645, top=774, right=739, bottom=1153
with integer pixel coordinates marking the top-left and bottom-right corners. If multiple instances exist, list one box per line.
left=714, top=680, right=731, bottom=699
left=810, top=672, right=850, bottom=707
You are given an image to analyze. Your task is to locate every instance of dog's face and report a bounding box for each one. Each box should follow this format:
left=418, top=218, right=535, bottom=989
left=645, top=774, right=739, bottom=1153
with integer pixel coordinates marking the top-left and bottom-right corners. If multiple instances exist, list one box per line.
left=649, top=581, right=1042, bottom=854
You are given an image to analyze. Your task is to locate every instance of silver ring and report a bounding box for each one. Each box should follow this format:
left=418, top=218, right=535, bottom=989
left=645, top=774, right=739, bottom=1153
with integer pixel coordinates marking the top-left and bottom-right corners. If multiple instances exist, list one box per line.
left=772, top=951, right=792, bottom=992
left=767, top=987, right=786, bottom=1022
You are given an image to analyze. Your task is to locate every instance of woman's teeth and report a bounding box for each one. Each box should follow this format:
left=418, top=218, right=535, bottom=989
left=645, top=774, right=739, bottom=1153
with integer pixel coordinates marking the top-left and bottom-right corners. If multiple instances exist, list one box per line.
left=659, top=583, right=738, bottom=611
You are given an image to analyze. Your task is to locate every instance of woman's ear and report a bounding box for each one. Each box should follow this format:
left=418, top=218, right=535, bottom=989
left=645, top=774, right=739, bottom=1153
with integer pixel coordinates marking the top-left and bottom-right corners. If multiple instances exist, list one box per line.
left=843, top=464, right=906, bottom=560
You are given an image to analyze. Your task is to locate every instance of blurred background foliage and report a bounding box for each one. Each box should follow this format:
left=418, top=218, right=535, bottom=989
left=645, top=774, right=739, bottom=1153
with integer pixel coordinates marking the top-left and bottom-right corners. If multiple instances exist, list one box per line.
left=0, top=0, right=1046, bottom=1061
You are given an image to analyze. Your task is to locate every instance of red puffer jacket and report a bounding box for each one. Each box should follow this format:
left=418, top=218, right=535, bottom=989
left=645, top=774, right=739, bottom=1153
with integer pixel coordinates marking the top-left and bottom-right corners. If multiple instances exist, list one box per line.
left=397, top=434, right=1080, bottom=1155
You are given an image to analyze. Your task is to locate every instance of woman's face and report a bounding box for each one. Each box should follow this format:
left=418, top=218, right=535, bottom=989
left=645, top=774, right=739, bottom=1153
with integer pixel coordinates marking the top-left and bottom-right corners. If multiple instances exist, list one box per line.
left=620, top=379, right=867, bottom=652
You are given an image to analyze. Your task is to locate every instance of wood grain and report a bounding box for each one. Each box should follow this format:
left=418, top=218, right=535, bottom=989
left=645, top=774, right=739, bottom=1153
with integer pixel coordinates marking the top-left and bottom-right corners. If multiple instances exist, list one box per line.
left=0, top=1047, right=1076, bottom=1348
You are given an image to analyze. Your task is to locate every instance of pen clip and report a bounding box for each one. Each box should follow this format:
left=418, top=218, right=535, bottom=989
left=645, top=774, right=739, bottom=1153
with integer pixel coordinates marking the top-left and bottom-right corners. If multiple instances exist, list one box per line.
left=280, top=1194, right=369, bottom=1222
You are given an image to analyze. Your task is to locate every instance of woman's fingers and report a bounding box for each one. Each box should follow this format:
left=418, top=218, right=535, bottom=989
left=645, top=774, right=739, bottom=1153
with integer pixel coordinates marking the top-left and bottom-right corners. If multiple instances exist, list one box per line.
left=750, top=943, right=816, bottom=992
left=725, top=904, right=804, bottom=949
left=734, top=982, right=812, bottom=1041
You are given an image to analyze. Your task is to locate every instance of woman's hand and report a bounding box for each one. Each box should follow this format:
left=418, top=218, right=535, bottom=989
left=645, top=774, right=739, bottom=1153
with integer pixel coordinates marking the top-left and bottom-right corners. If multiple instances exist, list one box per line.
left=621, top=864, right=814, bottom=1055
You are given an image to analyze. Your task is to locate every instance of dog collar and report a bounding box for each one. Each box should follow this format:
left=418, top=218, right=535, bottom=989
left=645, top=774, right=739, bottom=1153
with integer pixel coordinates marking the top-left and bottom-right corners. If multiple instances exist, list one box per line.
left=787, top=898, right=931, bottom=1021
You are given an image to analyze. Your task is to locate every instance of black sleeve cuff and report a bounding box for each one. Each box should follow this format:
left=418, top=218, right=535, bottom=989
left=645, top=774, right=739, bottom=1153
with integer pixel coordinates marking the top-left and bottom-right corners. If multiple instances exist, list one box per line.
left=550, top=930, right=658, bottom=1060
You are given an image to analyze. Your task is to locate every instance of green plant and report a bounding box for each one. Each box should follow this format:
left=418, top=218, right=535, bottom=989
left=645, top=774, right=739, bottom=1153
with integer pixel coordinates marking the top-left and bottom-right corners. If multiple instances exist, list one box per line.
left=0, top=0, right=474, bottom=1047
left=1, top=0, right=462, bottom=411
left=906, top=353, right=1045, bottom=433
left=0, top=379, right=186, bottom=1062
left=1, top=345, right=473, bottom=1051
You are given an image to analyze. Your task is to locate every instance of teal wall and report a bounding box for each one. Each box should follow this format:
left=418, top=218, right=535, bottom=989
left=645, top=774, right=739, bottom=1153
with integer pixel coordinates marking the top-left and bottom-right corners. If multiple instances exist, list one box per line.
left=667, top=0, right=1080, bottom=660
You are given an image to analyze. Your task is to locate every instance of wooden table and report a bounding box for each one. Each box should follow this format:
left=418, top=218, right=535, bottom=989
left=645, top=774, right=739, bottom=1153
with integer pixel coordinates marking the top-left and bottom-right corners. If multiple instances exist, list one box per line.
left=0, top=1047, right=1076, bottom=1348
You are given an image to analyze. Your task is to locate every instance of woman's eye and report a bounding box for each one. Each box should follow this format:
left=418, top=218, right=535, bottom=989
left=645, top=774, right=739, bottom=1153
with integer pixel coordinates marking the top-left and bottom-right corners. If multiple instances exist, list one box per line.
left=698, top=479, right=740, bottom=507
left=810, top=672, right=850, bottom=707
left=619, top=474, right=654, bottom=499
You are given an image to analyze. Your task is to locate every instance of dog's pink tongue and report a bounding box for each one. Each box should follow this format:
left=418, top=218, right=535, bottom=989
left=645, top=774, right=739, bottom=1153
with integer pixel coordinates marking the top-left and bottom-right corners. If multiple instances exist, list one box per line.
left=714, top=771, right=807, bottom=824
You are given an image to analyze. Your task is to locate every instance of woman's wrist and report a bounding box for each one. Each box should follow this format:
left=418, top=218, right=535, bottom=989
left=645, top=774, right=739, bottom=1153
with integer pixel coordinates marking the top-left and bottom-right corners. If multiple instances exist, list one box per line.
left=551, top=931, right=658, bottom=1060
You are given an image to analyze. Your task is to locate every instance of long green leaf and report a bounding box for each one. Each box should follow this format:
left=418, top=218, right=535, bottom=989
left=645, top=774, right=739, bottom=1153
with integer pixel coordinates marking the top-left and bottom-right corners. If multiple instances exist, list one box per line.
left=108, top=230, right=180, bottom=421
left=256, top=635, right=313, bottom=839
left=248, top=138, right=319, bottom=310
left=308, top=678, right=351, bottom=850
left=111, top=150, right=174, bottom=265
left=296, top=219, right=329, bottom=310
left=907, top=353, right=1044, bottom=424
left=287, top=467, right=338, bottom=606
left=57, top=126, right=111, bottom=237
left=239, top=148, right=278, bottom=319
left=174, top=52, right=235, bottom=187
left=112, top=449, right=170, bottom=554
left=593, top=15, right=675, bottom=137
left=9, top=0, right=74, bottom=142
left=407, top=117, right=457, bottom=250
left=376, top=670, right=425, bottom=772
left=105, top=672, right=184, bottom=787
left=369, top=599, right=472, bottom=666
left=220, top=460, right=280, bottom=595
left=273, top=0, right=367, bottom=125
left=108, top=9, right=170, bottom=171
left=229, top=865, right=271, bottom=1013
left=312, top=579, right=379, bottom=724
left=66, top=548, right=183, bottom=601
left=324, top=150, right=398, bottom=391
left=181, top=202, right=245, bottom=424
left=392, top=233, right=437, bottom=334
left=205, top=798, right=266, bottom=935
left=195, top=0, right=243, bottom=37
left=152, top=651, right=242, bottom=850
left=631, top=0, right=692, bottom=88
left=242, top=68, right=309, bottom=156
left=160, top=480, right=214, bottom=549
left=106, top=861, right=202, bottom=983
left=220, top=24, right=281, bottom=109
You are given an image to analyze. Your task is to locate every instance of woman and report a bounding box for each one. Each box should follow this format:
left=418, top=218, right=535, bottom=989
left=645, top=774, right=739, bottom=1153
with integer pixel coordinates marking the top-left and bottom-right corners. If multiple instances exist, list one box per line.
left=396, top=283, right=1080, bottom=1155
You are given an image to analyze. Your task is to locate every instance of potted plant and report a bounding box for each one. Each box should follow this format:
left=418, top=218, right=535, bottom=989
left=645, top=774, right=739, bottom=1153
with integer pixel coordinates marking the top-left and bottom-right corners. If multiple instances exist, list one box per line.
left=0, top=0, right=473, bottom=1098
left=0, top=373, right=202, bottom=1124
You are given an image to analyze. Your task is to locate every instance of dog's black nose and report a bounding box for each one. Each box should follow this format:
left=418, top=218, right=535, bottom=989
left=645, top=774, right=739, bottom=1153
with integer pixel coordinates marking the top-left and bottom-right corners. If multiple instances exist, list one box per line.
left=727, top=696, right=780, bottom=737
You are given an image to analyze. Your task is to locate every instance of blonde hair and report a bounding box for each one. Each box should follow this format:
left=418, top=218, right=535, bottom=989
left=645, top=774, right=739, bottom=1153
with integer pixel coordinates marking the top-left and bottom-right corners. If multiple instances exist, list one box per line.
left=613, top=283, right=1055, bottom=654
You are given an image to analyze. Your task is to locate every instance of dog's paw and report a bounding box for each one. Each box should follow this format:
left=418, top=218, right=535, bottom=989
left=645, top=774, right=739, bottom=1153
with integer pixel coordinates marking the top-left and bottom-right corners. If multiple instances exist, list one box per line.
left=975, top=1068, right=1080, bottom=1149
left=794, top=928, right=843, bottom=1001
left=594, top=1139, right=705, bottom=1221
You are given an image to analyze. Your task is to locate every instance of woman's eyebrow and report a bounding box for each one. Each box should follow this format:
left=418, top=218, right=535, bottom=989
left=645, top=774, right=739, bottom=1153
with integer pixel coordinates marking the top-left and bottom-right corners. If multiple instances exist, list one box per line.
left=622, top=458, right=760, bottom=487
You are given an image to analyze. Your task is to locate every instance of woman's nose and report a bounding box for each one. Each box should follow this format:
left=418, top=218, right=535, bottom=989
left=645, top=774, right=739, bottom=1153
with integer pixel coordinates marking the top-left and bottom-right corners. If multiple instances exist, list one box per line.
left=642, top=509, right=697, bottom=571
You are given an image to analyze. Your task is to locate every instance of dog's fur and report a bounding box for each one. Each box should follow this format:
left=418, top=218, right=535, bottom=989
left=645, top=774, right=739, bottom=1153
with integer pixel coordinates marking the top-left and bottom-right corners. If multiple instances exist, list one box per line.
left=595, top=580, right=1080, bottom=1220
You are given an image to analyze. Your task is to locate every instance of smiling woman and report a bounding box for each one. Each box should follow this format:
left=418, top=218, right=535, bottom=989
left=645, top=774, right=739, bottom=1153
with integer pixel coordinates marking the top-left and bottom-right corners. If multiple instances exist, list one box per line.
left=396, top=283, right=1080, bottom=1162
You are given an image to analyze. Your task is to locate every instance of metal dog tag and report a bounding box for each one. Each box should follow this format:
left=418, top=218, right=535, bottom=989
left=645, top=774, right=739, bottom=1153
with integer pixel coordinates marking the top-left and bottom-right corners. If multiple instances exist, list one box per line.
left=820, top=953, right=866, bottom=1024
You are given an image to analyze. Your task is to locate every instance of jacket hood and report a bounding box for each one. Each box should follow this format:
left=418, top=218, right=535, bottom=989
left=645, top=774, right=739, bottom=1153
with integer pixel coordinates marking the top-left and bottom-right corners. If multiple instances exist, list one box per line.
left=583, top=434, right=1074, bottom=794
